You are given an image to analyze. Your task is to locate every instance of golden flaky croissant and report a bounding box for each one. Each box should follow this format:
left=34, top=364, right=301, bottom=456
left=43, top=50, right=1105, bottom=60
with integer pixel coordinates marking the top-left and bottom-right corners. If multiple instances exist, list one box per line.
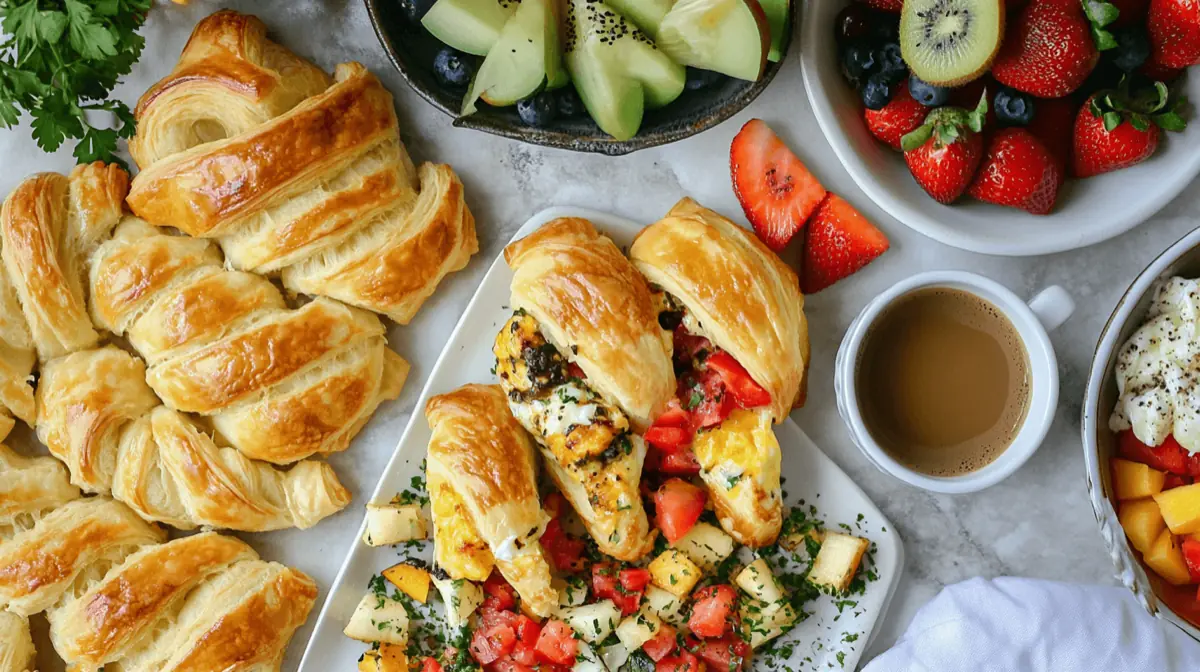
left=125, top=10, right=478, bottom=324
left=90, top=218, right=409, bottom=464
left=425, top=384, right=558, bottom=617
left=36, top=347, right=350, bottom=531
left=0, top=610, right=34, bottom=672
left=0, top=444, right=316, bottom=672
left=495, top=218, right=674, bottom=562
left=0, top=264, right=32, bottom=442
left=630, top=198, right=811, bottom=547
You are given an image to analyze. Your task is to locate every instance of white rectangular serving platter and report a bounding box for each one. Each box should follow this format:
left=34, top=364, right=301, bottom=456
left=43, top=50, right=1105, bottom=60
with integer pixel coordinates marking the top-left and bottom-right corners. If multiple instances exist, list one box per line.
left=299, top=207, right=904, bottom=671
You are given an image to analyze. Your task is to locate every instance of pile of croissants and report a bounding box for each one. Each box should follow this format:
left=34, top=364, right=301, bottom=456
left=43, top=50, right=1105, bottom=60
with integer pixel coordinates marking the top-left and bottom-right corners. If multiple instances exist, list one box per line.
left=0, top=10, right=477, bottom=672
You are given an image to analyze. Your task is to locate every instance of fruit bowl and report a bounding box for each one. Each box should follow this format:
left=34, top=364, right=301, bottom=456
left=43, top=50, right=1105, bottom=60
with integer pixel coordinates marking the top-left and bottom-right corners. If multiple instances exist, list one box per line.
left=799, top=0, right=1200, bottom=257
left=1083, top=226, right=1200, bottom=642
left=365, top=0, right=793, bottom=155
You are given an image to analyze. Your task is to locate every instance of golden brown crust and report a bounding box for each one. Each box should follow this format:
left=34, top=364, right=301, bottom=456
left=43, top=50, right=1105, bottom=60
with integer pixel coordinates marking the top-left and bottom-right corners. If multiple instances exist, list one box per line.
left=505, top=217, right=675, bottom=430
left=126, top=12, right=477, bottom=322
left=425, top=384, right=558, bottom=616
left=90, top=218, right=405, bottom=465
left=0, top=444, right=80, bottom=538
left=0, top=258, right=34, bottom=435
left=0, top=610, right=35, bottom=672
left=630, top=198, right=810, bottom=422
left=36, top=347, right=351, bottom=532
left=1, top=163, right=128, bottom=362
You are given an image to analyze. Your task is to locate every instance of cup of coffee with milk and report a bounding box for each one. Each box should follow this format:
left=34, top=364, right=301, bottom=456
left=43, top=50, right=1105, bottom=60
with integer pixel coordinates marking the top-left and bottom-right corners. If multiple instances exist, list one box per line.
left=835, top=271, right=1074, bottom=494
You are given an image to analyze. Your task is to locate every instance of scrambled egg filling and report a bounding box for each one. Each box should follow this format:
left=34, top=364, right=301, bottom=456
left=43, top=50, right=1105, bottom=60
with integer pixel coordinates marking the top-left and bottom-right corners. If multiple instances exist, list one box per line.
left=494, top=311, right=638, bottom=516
left=429, top=468, right=494, bottom=582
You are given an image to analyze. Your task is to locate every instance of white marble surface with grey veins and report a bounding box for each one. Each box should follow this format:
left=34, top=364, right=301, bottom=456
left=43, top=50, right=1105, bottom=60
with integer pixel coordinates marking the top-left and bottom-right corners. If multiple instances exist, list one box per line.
left=4, top=0, right=1195, bottom=669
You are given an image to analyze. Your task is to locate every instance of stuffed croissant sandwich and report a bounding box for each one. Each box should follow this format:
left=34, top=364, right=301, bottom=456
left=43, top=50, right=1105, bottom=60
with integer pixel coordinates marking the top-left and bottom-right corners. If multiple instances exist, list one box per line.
left=630, top=198, right=810, bottom=547
left=493, top=218, right=675, bottom=562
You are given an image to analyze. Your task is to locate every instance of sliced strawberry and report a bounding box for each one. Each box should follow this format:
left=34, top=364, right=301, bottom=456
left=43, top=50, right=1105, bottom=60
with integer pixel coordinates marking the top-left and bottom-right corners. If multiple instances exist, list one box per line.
left=801, top=193, right=889, bottom=294
left=991, top=0, right=1100, bottom=98
left=864, top=86, right=927, bottom=151
left=1148, top=0, right=1200, bottom=69
left=730, top=119, right=827, bottom=251
left=968, top=128, right=1062, bottom=215
left=901, top=102, right=987, bottom=204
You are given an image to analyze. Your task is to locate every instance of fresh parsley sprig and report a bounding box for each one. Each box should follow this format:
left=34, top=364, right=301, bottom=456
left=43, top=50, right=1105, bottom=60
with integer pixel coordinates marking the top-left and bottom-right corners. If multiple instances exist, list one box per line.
left=0, top=0, right=152, bottom=165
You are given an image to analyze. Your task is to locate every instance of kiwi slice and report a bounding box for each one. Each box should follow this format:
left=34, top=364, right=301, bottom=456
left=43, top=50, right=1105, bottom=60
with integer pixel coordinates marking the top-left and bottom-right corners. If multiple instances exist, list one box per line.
left=899, top=0, right=1005, bottom=87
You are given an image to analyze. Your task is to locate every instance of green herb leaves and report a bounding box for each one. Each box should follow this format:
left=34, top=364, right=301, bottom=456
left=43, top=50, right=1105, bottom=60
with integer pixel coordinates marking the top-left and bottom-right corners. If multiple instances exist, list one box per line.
left=0, top=0, right=152, bottom=165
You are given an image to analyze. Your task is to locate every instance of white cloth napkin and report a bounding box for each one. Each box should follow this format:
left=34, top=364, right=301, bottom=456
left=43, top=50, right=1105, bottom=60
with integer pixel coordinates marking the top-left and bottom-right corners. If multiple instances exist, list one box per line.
left=864, top=577, right=1200, bottom=672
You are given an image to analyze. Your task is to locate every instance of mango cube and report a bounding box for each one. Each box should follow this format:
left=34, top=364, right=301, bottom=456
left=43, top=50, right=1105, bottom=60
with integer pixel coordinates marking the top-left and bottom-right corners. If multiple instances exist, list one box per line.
left=1154, top=483, right=1200, bottom=535
left=1112, top=459, right=1166, bottom=500
left=1119, top=498, right=1167, bottom=555
left=1144, top=529, right=1193, bottom=586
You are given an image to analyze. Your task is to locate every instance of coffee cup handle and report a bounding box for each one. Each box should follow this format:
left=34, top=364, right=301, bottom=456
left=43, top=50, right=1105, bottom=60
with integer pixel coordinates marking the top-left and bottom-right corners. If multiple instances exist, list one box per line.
left=1027, top=285, right=1075, bottom=332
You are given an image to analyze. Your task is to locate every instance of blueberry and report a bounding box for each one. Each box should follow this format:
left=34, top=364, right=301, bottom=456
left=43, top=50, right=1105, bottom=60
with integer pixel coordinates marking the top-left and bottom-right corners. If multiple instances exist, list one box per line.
left=1111, top=27, right=1150, bottom=72
left=908, top=74, right=950, bottom=106
left=994, top=86, right=1035, bottom=126
left=397, top=0, right=437, bottom=22
left=685, top=67, right=726, bottom=91
left=517, top=92, right=558, bottom=127
left=862, top=74, right=892, bottom=110
left=557, top=88, right=584, bottom=117
left=841, top=43, right=878, bottom=83
left=876, top=42, right=907, bottom=84
left=835, top=4, right=872, bottom=44
left=433, top=48, right=473, bottom=89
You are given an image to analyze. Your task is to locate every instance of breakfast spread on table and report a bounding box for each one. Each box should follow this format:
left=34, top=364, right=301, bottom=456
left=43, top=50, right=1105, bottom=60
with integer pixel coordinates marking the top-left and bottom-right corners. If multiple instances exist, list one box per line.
left=341, top=204, right=879, bottom=671
left=839, top=0, right=1192, bottom=213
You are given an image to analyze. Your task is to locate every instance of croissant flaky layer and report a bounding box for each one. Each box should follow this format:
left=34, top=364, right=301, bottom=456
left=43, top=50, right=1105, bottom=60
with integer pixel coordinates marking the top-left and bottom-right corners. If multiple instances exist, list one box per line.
left=0, top=445, right=316, bottom=672
left=36, top=347, right=351, bottom=532
left=126, top=10, right=478, bottom=323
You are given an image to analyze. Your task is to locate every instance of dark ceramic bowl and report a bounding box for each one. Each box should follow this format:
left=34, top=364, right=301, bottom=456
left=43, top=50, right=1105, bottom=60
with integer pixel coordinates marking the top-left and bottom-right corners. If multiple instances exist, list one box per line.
left=364, top=0, right=794, bottom=155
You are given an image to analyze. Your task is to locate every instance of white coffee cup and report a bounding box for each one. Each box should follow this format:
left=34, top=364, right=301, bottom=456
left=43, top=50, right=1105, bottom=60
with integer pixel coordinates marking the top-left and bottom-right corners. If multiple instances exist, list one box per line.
left=834, top=271, right=1075, bottom=494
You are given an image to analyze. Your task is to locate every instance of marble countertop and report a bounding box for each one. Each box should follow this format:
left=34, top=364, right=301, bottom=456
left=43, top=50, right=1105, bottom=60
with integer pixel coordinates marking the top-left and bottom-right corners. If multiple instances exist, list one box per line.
left=5, top=0, right=1197, bottom=669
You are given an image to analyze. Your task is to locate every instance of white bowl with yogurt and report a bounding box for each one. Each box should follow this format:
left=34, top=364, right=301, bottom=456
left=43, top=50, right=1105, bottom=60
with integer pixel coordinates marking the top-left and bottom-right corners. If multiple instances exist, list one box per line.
left=1084, top=225, right=1200, bottom=642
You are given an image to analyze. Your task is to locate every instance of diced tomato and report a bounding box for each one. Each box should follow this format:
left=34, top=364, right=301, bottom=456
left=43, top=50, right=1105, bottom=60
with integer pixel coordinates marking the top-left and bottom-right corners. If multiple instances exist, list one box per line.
left=704, top=351, right=771, bottom=409
left=643, top=623, right=679, bottom=661
left=534, top=620, right=578, bottom=665
left=1119, top=430, right=1189, bottom=475
left=479, top=606, right=520, bottom=631
left=620, top=568, right=652, bottom=592
left=650, top=447, right=702, bottom=476
left=483, top=572, right=518, bottom=611
left=567, top=362, right=587, bottom=380
left=646, top=425, right=692, bottom=452
left=541, top=518, right=586, bottom=573
left=654, top=479, right=707, bottom=543
left=694, top=636, right=752, bottom=671
left=544, top=492, right=567, bottom=518
left=1166, top=473, right=1195, bottom=490
left=657, top=651, right=704, bottom=672
left=470, top=623, right=516, bottom=664
left=490, top=660, right=535, bottom=672
left=688, top=585, right=738, bottom=639
left=656, top=399, right=693, bottom=429
left=685, top=370, right=734, bottom=429
left=510, top=642, right=540, bottom=666
left=592, top=563, right=642, bottom=615
left=514, top=615, right=541, bottom=644
left=421, top=657, right=443, bottom=672
left=674, top=329, right=714, bottom=364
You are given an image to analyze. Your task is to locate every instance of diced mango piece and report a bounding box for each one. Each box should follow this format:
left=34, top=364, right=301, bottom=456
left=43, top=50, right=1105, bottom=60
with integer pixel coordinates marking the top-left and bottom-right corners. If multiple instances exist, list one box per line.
left=1119, top=498, right=1167, bottom=555
left=1145, top=529, right=1193, bottom=586
left=382, top=562, right=431, bottom=603
left=1113, top=459, right=1166, bottom=500
left=648, top=549, right=702, bottom=598
left=1154, top=483, right=1200, bottom=535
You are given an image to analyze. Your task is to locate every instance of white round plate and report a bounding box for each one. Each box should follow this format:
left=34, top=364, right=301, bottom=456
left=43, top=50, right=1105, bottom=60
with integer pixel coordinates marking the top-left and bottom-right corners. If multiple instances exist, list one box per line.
left=800, top=0, right=1200, bottom=257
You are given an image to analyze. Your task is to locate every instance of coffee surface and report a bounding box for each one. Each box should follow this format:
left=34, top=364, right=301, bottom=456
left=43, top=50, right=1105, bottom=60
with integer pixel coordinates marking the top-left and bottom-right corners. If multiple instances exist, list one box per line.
left=856, top=287, right=1030, bottom=476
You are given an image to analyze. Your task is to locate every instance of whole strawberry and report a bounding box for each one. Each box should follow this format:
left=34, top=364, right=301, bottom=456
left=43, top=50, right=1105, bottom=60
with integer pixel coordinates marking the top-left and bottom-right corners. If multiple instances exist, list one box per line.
left=862, top=0, right=904, bottom=11
left=1073, top=84, right=1187, bottom=177
left=991, top=0, right=1101, bottom=98
left=864, top=87, right=927, bottom=150
left=901, top=97, right=988, bottom=204
left=1027, top=96, right=1079, bottom=177
left=1148, top=0, right=1200, bottom=69
left=968, top=128, right=1062, bottom=214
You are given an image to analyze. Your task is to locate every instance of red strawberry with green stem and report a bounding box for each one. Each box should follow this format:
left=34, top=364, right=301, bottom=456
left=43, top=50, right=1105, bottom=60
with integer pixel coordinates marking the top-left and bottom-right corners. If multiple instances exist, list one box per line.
left=1074, top=81, right=1188, bottom=177
left=968, top=128, right=1063, bottom=215
left=801, top=193, right=890, bottom=294
left=730, top=119, right=827, bottom=252
left=991, top=0, right=1110, bottom=98
left=1147, top=0, right=1200, bottom=69
left=1027, top=96, right=1079, bottom=178
left=900, top=95, right=988, bottom=204
left=864, top=87, right=928, bottom=151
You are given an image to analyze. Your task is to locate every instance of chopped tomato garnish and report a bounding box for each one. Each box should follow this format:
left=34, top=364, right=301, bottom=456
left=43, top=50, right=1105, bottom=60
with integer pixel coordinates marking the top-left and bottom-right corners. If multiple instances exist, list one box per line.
left=648, top=447, right=702, bottom=476
left=592, top=563, right=642, bottom=615
left=470, top=623, right=516, bottom=664
left=514, top=615, right=541, bottom=644
left=656, top=399, right=692, bottom=429
left=642, top=623, right=679, bottom=661
left=645, top=425, right=691, bottom=452
left=674, top=329, right=714, bottom=364
left=544, top=492, right=567, bottom=518
left=704, top=351, right=771, bottom=409
left=483, top=572, right=518, bottom=611
left=683, top=369, right=734, bottom=429
left=490, top=660, right=536, bottom=672
left=510, top=642, right=540, bottom=666
left=693, top=635, right=753, bottom=671
left=479, top=606, right=519, bottom=631
left=688, top=585, right=738, bottom=639
left=567, top=362, right=587, bottom=380
left=619, top=568, right=652, bottom=592
left=541, top=517, right=586, bottom=573
left=420, top=657, right=443, bottom=672
left=653, top=479, right=706, bottom=543
left=534, top=620, right=578, bottom=665
left=656, top=651, right=704, bottom=672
